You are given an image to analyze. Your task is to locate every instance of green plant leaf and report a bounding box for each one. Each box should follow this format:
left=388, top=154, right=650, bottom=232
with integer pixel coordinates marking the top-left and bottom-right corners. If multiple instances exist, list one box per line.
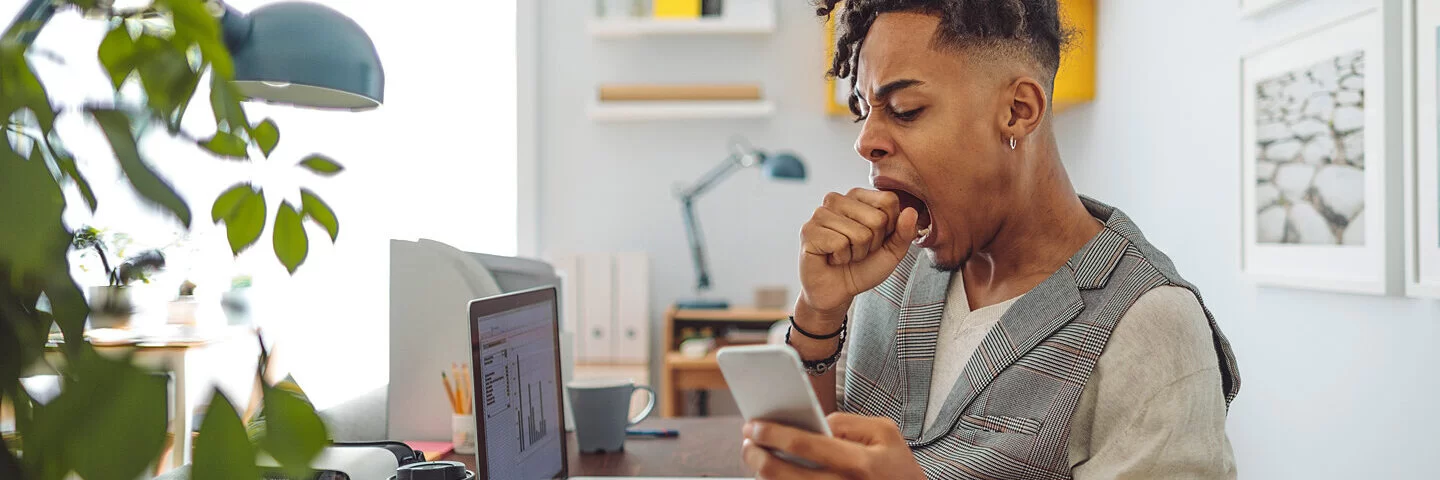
left=210, top=75, right=249, bottom=133
left=1, top=19, right=42, bottom=40
left=299, top=189, right=339, bottom=242
left=259, top=386, right=329, bottom=478
left=199, top=131, right=248, bottom=159
left=161, top=0, right=232, bottom=78
left=31, top=350, right=168, bottom=480
left=272, top=202, right=308, bottom=274
left=223, top=188, right=266, bottom=254
left=252, top=118, right=279, bottom=157
left=193, top=391, right=261, bottom=480
left=162, top=38, right=204, bottom=129
left=1, top=49, right=57, bottom=134
left=44, top=266, right=90, bottom=350
left=133, top=34, right=194, bottom=119
left=297, top=154, right=344, bottom=176
left=97, top=25, right=136, bottom=90
left=89, top=108, right=192, bottom=227
left=45, top=137, right=96, bottom=211
left=211, top=183, right=253, bottom=222
left=0, top=137, right=68, bottom=288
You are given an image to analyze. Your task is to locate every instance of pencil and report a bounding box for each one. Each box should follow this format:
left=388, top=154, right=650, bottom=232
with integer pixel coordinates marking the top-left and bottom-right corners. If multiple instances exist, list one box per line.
left=461, top=363, right=473, bottom=414
left=442, top=371, right=459, bottom=413
left=452, top=363, right=464, bottom=414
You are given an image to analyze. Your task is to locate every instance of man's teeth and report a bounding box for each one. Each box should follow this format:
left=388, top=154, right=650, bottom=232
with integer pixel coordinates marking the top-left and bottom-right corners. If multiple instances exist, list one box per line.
left=917, top=226, right=932, bottom=238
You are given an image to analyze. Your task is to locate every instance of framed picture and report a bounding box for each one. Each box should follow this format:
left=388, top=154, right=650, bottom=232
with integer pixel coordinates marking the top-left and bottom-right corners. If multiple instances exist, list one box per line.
left=1240, top=8, right=1392, bottom=294
left=1406, top=0, right=1440, bottom=296
left=1240, top=0, right=1300, bottom=18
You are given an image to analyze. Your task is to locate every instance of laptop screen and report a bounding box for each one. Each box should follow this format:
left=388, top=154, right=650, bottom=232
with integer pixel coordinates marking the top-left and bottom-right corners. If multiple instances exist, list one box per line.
left=469, top=288, right=566, bottom=480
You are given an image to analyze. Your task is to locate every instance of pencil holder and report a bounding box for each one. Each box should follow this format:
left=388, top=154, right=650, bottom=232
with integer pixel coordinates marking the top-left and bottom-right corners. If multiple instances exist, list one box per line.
left=452, top=414, right=476, bottom=455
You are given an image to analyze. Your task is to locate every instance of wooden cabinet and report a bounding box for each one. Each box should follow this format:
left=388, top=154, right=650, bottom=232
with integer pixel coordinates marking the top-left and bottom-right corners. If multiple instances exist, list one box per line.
left=659, top=307, right=789, bottom=417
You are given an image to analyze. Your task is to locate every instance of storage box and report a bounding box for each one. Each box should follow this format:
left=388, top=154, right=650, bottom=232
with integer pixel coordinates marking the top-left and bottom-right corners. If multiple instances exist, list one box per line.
left=654, top=0, right=701, bottom=18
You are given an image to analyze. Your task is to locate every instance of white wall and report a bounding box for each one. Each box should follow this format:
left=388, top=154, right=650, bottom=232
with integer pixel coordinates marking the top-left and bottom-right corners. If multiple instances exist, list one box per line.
left=1054, top=0, right=1440, bottom=478
left=536, top=1, right=863, bottom=386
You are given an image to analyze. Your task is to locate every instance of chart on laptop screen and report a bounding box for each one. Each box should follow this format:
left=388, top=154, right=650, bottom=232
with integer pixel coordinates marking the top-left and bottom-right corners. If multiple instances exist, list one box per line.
left=474, top=302, right=563, bottom=480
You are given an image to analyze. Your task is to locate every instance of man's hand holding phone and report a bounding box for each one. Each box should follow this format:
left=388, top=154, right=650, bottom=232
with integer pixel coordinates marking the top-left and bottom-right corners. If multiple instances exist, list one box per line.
left=742, top=413, right=926, bottom=480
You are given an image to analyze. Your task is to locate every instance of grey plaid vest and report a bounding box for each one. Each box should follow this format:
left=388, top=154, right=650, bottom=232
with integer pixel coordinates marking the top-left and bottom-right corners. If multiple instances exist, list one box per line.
left=842, top=197, right=1240, bottom=479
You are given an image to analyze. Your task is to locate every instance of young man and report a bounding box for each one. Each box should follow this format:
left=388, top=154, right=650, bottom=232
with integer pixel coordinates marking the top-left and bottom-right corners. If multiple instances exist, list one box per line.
left=740, top=1, right=1241, bottom=479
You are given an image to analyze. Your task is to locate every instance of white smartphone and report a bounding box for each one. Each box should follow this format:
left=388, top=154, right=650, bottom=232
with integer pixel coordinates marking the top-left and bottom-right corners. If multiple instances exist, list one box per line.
left=717, top=344, right=832, bottom=468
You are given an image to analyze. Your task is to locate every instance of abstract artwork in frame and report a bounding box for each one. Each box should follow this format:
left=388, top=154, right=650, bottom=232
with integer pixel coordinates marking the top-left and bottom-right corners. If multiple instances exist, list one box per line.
left=1241, top=8, right=1391, bottom=294
left=1406, top=0, right=1440, bottom=297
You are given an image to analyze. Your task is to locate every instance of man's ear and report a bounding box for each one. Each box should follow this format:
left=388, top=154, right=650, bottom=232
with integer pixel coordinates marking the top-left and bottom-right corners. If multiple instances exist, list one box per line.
left=1004, top=77, right=1048, bottom=142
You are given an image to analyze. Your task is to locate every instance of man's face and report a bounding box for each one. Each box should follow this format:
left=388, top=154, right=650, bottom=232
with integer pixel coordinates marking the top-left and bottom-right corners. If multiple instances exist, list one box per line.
left=855, top=12, right=1015, bottom=271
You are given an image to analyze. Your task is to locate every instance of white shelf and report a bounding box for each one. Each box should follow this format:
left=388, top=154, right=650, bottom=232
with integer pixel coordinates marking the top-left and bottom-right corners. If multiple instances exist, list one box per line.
left=590, top=0, right=776, bottom=38
left=588, top=100, right=776, bottom=122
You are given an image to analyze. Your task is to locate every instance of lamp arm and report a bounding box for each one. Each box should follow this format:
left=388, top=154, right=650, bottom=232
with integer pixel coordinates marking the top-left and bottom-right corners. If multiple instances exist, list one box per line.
left=676, top=153, right=747, bottom=294
left=8, top=0, right=59, bottom=45
left=676, top=153, right=743, bottom=200
left=680, top=197, right=712, bottom=293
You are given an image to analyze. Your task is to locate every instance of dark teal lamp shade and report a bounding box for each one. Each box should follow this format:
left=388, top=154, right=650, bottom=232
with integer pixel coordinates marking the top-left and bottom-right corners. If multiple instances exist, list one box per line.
left=762, top=153, right=807, bottom=180
left=221, top=2, right=384, bottom=110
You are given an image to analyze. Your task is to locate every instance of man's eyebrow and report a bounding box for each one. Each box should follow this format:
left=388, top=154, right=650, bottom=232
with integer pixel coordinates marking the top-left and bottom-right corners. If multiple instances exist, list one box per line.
left=855, top=79, right=926, bottom=104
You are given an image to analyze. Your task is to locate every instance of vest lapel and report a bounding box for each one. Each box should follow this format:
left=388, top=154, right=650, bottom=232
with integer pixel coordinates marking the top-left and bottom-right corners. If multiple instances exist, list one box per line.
left=894, top=248, right=950, bottom=441
left=913, top=206, right=1132, bottom=445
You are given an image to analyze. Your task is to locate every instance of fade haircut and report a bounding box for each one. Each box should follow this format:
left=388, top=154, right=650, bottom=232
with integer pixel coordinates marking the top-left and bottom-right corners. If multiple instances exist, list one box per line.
left=816, top=0, right=1073, bottom=116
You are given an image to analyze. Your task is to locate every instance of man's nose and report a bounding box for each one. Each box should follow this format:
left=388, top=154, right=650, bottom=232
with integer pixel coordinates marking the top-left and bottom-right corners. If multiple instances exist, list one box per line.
left=854, top=118, right=893, bottom=162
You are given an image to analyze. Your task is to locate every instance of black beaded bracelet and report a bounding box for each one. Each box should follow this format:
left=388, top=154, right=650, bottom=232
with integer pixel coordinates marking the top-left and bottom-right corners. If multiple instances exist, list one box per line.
left=788, top=316, right=844, bottom=339
left=785, top=316, right=847, bottom=376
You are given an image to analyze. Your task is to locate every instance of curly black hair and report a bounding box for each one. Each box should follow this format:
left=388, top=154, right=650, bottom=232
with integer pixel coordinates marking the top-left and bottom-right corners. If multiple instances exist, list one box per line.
left=817, top=0, right=1073, bottom=116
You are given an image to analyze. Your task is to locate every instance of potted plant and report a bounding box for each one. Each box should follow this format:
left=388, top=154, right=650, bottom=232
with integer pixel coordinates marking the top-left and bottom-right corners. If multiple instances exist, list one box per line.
left=167, top=279, right=198, bottom=325
left=3, top=0, right=356, bottom=477
left=71, top=227, right=167, bottom=329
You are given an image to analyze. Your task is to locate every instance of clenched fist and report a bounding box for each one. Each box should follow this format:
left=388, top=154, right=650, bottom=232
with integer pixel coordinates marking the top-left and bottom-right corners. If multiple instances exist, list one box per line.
left=798, top=188, right=921, bottom=322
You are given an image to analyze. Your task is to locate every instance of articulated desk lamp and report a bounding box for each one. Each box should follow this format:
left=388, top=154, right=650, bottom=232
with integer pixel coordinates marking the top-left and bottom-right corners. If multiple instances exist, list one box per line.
left=675, top=138, right=807, bottom=310
left=10, top=0, right=385, bottom=110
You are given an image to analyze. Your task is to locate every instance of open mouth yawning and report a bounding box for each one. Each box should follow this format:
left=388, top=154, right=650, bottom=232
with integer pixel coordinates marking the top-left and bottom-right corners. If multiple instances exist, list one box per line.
left=882, top=187, right=934, bottom=246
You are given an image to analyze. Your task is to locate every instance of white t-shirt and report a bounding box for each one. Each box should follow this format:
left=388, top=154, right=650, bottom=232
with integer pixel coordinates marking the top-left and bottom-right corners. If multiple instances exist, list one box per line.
left=925, top=272, right=1236, bottom=479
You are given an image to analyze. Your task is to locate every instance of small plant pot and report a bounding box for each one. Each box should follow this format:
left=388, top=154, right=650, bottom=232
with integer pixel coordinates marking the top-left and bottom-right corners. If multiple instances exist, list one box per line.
left=88, top=286, right=135, bottom=329
left=167, top=297, right=199, bottom=325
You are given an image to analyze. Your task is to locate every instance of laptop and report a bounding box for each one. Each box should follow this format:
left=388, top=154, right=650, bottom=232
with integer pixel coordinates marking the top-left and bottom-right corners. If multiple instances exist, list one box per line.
left=466, top=286, right=747, bottom=480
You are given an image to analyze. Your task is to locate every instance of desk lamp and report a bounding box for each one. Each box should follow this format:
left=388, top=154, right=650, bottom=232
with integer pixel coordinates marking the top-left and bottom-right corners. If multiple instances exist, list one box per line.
left=675, top=138, right=807, bottom=310
left=10, top=0, right=385, bottom=109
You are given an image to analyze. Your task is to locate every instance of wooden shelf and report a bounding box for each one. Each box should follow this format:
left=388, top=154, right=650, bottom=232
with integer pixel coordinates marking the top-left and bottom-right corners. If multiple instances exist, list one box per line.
left=671, top=307, right=789, bottom=323
left=588, top=100, right=775, bottom=122
left=665, top=352, right=720, bottom=370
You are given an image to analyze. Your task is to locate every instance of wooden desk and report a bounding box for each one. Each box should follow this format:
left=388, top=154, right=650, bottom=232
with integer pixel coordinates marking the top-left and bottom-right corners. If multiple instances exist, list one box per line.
left=446, top=416, right=748, bottom=477
left=661, top=307, right=789, bottom=417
